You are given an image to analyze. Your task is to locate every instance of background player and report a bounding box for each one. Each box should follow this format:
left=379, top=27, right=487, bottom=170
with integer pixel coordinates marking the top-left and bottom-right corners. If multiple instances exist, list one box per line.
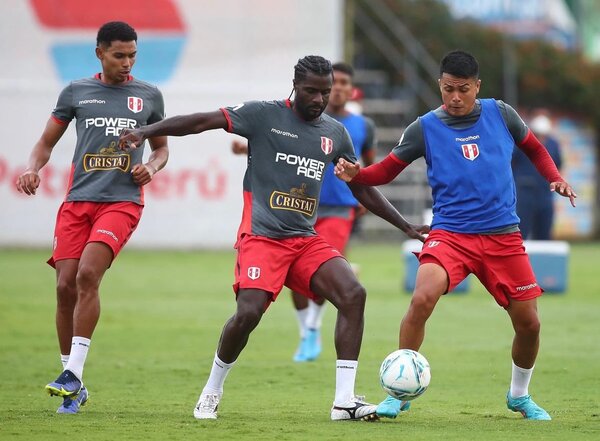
left=119, top=55, right=428, bottom=421
left=232, top=62, right=377, bottom=363
left=16, top=21, right=168, bottom=414
left=512, top=113, right=563, bottom=240
left=335, top=50, right=576, bottom=420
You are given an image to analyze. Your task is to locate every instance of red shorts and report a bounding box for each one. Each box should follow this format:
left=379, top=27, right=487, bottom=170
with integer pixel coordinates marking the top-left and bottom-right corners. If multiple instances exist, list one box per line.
left=48, top=201, right=143, bottom=268
left=314, top=208, right=355, bottom=255
left=233, top=234, right=344, bottom=301
left=418, top=229, right=542, bottom=308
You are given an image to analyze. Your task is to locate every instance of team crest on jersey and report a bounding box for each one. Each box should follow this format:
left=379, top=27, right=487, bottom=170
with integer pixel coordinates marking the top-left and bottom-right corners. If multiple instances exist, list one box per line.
left=461, top=143, right=479, bottom=161
left=320, top=136, right=333, bottom=155
left=247, top=267, right=261, bottom=280
left=128, top=96, right=144, bottom=113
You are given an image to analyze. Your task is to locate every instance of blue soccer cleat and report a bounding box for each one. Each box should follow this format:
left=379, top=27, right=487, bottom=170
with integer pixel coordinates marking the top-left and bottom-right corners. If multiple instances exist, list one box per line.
left=506, top=392, right=551, bottom=420
left=57, top=386, right=89, bottom=414
left=293, top=329, right=321, bottom=362
left=376, top=395, right=411, bottom=419
left=45, top=369, right=82, bottom=398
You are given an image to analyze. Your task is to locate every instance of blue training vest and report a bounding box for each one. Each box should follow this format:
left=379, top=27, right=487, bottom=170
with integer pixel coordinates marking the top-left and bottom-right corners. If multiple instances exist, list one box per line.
left=421, top=99, right=520, bottom=233
left=319, top=113, right=369, bottom=206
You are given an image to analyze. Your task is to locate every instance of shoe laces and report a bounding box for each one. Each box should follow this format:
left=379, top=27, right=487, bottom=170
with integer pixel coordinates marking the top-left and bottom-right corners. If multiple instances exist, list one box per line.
left=199, top=394, right=219, bottom=412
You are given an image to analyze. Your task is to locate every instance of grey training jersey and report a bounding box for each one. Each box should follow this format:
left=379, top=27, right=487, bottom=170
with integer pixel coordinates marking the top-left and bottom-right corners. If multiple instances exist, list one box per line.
left=52, top=75, right=165, bottom=204
left=223, top=100, right=357, bottom=238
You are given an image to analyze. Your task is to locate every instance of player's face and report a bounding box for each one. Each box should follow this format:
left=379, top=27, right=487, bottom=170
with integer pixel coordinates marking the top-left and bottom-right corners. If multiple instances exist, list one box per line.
left=328, top=70, right=353, bottom=110
left=96, top=40, right=137, bottom=85
left=438, top=73, right=481, bottom=117
left=293, top=72, right=332, bottom=121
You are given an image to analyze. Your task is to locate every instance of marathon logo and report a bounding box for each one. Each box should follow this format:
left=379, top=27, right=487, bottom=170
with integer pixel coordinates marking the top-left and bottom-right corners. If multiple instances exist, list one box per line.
left=275, top=152, right=324, bottom=181
left=269, top=183, right=317, bottom=217
left=84, top=117, right=137, bottom=136
left=83, top=153, right=130, bottom=172
left=515, top=283, right=538, bottom=292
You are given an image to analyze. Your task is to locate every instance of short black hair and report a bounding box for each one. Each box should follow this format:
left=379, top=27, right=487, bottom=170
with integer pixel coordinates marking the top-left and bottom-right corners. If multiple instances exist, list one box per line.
left=440, top=50, right=479, bottom=79
left=332, top=62, right=354, bottom=78
left=96, top=21, right=137, bottom=47
left=294, top=55, right=333, bottom=83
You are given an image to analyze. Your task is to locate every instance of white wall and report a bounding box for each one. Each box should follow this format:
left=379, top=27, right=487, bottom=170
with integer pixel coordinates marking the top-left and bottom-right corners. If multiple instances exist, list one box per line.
left=0, top=0, right=344, bottom=248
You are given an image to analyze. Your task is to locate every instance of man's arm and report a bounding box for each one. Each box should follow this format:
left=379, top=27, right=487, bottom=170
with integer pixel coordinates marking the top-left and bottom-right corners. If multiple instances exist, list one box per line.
left=131, top=136, right=169, bottom=186
left=16, top=117, right=68, bottom=195
left=348, top=182, right=429, bottom=241
left=119, top=110, right=228, bottom=149
left=335, top=154, right=409, bottom=185
left=517, top=130, right=577, bottom=207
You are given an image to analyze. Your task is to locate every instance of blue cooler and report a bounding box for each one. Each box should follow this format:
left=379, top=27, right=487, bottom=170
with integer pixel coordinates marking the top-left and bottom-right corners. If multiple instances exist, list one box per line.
left=402, top=240, right=469, bottom=293
left=523, top=241, right=569, bottom=293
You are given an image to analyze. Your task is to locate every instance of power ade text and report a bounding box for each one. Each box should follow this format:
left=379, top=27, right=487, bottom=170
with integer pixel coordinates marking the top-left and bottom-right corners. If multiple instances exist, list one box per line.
left=85, top=117, right=137, bottom=136
left=275, top=153, right=324, bottom=181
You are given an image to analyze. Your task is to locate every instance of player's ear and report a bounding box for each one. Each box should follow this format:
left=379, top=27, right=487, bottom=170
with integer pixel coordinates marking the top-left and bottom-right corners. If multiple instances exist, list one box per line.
left=95, top=47, right=103, bottom=60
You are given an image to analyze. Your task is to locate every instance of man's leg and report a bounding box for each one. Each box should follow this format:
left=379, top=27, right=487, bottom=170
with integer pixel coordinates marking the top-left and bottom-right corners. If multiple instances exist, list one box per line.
left=194, top=289, right=271, bottom=420
left=291, top=291, right=325, bottom=362
left=505, top=298, right=550, bottom=420
left=399, top=263, right=448, bottom=350
left=53, top=259, right=89, bottom=413
left=376, top=262, right=448, bottom=419
left=54, top=259, right=79, bottom=358
left=310, top=257, right=377, bottom=420
left=46, top=242, right=112, bottom=398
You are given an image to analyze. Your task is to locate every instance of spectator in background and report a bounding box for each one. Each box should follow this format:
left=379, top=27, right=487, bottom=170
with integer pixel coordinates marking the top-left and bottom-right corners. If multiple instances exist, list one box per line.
left=512, top=114, right=563, bottom=240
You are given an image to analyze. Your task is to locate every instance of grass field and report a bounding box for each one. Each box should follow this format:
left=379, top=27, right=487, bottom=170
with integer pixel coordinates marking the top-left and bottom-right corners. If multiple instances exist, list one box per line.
left=1, top=242, right=599, bottom=440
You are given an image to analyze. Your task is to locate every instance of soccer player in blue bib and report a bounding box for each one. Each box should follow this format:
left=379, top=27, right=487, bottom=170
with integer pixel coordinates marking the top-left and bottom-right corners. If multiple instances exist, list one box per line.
left=335, top=50, right=576, bottom=420
left=120, top=55, right=428, bottom=421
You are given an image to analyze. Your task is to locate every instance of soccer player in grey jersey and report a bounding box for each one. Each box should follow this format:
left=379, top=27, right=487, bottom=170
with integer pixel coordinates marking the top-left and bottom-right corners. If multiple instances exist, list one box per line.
left=120, top=55, right=428, bottom=421
left=16, top=21, right=168, bottom=414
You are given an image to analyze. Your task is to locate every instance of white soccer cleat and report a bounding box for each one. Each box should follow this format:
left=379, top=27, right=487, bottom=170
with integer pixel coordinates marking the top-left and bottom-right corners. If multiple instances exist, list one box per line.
left=193, top=392, right=221, bottom=420
left=330, top=396, right=379, bottom=421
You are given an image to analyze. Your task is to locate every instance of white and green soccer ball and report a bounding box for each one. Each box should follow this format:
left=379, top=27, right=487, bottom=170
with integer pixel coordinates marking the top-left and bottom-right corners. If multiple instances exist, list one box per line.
left=379, top=349, right=431, bottom=401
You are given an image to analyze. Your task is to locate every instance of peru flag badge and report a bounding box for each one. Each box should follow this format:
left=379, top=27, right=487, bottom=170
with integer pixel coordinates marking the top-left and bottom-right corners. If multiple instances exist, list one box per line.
left=461, top=143, right=479, bottom=161
left=320, top=136, right=333, bottom=155
left=128, top=96, right=144, bottom=113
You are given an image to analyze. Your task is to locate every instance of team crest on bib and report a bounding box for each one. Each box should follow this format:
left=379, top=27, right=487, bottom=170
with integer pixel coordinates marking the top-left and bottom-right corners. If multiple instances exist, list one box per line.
left=248, top=267, right=261, bottom=280
left=128, top=96, right=144, bottom=113
left=461, top=143, right=479, bottom=161
left=321, top=136, right=333, bottom=155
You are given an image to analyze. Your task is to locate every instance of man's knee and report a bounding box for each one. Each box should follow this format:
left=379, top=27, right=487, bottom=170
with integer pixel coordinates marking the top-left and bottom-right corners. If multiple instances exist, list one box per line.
left=515, top=315, right=541, bottom=337
left=75, top=264, right=102, bottom=293
left=56, top=277, right=77, bottom=307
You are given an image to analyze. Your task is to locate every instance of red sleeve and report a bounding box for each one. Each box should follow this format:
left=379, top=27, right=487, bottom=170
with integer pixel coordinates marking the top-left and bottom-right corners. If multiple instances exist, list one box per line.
left=517, top=130, right=563, bottom=183
left=352, top=153, right=408, bottom=185
left=51, top=115, right=69, bottom=126
left=219, top=108, right=233, bottom=133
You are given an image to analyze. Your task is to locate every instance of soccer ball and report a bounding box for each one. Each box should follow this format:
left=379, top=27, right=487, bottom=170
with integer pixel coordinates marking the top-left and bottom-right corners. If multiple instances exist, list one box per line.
left=379, top=349, right=431, bottom=401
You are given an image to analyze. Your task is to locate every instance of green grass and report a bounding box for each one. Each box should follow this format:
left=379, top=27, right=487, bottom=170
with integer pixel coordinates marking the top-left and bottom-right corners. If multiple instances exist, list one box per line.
left=1, top=242, right=599, bottom=440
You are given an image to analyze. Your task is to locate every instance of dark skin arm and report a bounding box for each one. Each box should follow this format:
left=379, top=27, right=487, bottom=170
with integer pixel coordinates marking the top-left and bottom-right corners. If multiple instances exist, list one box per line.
left=119, top=111, right=228, bottom=149
left=348, top=182, right=429, bottom=242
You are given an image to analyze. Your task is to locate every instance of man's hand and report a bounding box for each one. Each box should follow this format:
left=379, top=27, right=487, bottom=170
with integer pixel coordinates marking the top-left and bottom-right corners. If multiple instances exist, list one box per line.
left=550, top=181, right=577, bottom=207
left=231, top=140, right=248, bottom=155
left=403, top=223, right=431, bottom=242
left=132, top=163, right=156, bottom=186
left=334, top=158, right=361, bottom=182
left=16, top=170, right=40, bottom=195
left=119, top=129, right=146, bottom=150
